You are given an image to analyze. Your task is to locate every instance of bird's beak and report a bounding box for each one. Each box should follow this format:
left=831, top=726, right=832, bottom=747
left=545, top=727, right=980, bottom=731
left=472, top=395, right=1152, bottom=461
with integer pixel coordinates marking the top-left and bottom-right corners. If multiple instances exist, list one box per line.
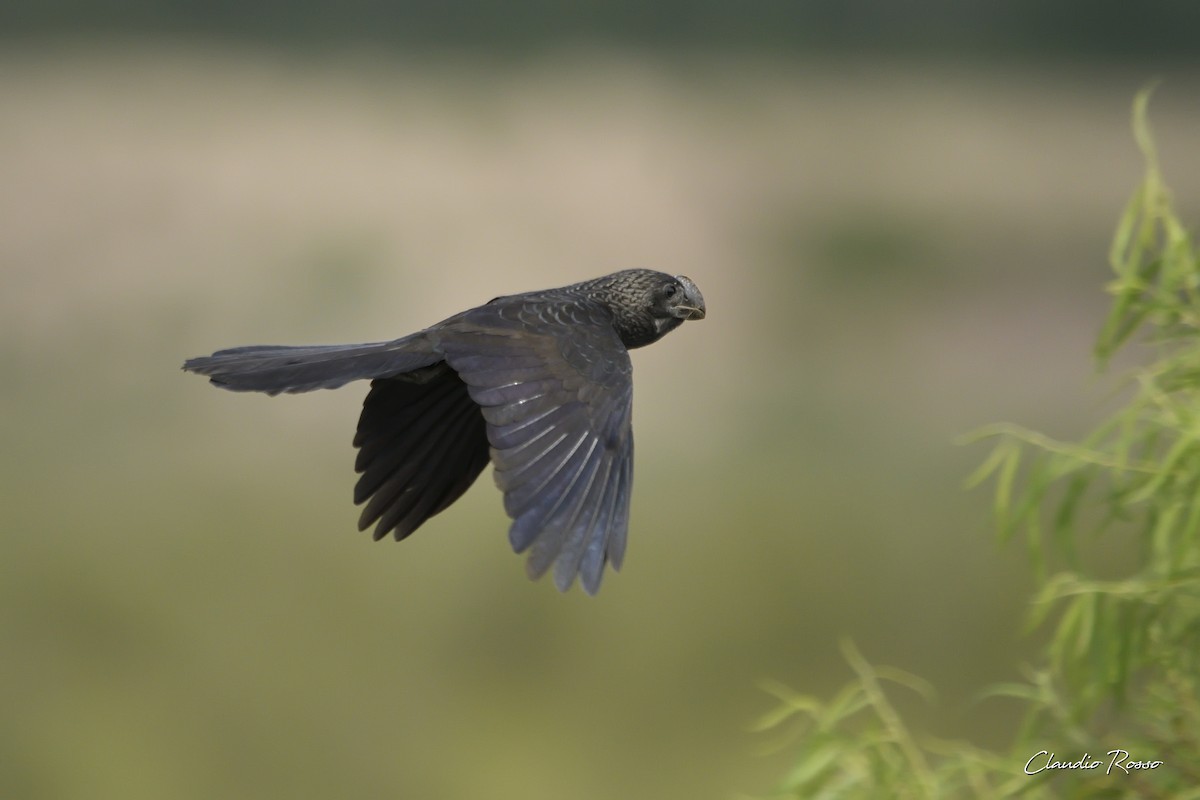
left=672, top=275, right=707, bottom=320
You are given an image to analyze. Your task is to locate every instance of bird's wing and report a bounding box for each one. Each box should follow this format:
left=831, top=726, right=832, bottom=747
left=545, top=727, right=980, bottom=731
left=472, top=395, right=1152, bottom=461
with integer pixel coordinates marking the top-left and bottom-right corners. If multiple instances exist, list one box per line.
left=438, top=300, right=634, bottom=594
left=352, top=364, right=491, bottom=542
left=182, top=336, right=443, bottom=395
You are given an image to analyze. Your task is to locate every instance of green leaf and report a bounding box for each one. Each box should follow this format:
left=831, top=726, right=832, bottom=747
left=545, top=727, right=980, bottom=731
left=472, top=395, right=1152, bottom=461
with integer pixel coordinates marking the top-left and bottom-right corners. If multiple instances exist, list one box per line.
left=962, top=439, right=1013, bottom=490
left=873, top=666, right=937, bottom=704
left=779, top=742, right=842, bottom=791
left=820, top=684, right=870, bottom=730
left=995, top=443, right=1020, bottom=540
left=1131, top=83, right=1161, bottom=171
left=1127, top=431, right=1196, bottom=503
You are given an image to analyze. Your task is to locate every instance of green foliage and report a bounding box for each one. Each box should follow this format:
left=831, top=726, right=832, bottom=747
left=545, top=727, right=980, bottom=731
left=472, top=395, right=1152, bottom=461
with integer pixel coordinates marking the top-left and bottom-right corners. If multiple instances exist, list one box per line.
left=753, top=89, right=1200, bottom=799
left=750, top=641, right=1024, bottom=798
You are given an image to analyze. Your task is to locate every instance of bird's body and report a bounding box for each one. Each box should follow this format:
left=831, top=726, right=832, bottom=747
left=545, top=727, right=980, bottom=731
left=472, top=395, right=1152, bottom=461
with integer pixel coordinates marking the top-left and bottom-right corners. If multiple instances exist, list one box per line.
left=184, top=269, right=705, bottom=594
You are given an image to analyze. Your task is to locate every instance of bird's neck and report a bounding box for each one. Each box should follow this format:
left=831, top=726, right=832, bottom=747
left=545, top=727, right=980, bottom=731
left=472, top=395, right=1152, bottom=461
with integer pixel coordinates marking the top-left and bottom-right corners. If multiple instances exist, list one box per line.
left=609, top=306, right=677, bottom=350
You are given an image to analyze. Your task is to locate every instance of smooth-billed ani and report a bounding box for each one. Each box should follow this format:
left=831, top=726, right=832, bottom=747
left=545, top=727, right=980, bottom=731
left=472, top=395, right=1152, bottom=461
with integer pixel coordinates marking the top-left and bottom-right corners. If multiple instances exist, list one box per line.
left=183, top=269, right=706, bottom=594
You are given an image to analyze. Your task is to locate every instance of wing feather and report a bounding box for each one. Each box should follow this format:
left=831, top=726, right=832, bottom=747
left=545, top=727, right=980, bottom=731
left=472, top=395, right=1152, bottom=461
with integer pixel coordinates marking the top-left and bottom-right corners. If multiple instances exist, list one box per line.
left=352, top=371, right=464, bottom=478
left=579, top=453, right=632, bottom=593
left=550, top=449, right=614, bottom=589
left=440, top=300, right=635, bottom=593
left=352, top=367, right=489, bottom=541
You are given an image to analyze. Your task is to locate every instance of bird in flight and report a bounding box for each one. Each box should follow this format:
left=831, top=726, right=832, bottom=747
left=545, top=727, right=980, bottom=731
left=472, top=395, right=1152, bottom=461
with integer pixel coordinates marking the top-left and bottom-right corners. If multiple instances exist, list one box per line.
left=184, top=269, right=706, bottom=594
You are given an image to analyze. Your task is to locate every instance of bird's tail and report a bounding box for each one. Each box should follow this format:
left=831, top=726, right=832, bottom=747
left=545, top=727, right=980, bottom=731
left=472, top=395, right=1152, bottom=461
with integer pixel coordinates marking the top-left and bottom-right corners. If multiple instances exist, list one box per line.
left=182, top=340, right=440, bottom=395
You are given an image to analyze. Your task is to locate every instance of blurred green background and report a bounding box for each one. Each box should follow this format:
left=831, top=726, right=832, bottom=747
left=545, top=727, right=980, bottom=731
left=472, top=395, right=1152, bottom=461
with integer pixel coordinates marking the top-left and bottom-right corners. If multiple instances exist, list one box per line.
left=3, top=6, right=1200, bottom=799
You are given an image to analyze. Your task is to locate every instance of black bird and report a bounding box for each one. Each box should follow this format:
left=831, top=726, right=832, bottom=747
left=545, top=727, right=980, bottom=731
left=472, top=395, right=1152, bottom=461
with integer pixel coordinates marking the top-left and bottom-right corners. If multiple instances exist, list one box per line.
left=184, top=269, right=706, bottom=594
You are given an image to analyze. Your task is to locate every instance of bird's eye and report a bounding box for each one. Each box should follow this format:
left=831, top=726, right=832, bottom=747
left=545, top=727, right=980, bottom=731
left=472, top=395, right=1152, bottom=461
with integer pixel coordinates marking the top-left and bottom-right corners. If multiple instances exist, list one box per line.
left=663, top=284, right=678, bottom=297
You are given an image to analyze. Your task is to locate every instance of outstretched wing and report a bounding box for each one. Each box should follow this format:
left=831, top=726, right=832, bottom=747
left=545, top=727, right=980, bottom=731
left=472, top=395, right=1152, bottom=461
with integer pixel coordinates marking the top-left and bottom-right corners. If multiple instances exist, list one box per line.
left=352, top=364, right=491, bottom=542
left=438, top=300, right=634, bottom=594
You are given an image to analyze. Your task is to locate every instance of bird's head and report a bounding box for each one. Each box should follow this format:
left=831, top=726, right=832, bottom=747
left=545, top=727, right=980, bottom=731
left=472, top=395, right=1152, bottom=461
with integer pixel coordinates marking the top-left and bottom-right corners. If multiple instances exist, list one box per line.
left=650, top=274, right=707, bottom=325
left=583, top=269, right=706, bottom=349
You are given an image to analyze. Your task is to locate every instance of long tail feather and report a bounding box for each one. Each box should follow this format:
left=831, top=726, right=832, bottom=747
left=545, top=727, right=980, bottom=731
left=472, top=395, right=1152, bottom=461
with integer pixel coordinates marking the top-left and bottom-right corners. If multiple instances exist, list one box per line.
left=182, top=338, right=440, bottom=395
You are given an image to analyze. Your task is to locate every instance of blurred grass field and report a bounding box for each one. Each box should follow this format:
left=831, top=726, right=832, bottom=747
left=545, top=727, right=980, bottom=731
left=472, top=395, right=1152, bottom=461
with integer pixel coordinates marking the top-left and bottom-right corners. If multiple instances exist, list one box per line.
left=2, top=44, right=1199, bottom=799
